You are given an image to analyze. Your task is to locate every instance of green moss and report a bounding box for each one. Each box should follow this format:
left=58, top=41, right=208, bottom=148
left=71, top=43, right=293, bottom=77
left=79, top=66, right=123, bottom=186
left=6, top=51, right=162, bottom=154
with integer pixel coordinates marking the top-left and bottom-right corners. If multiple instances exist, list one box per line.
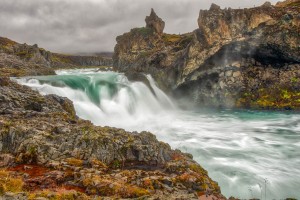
left=15, top=51, right=27, bottom=56
left=282, top=89, right=292, bottom=99
left=291, top=77, right=299, bottom=83
left=28, top=146, right=37, bottom=155
left=162, top=34, right=193, bottom=51
left=0, top=170, right=24, bottom=194
left=0, top=37, right=17, bottom=47
left=131, top=27, right=154, bottom=37
left=28, top=190, right=89, bottom=200
left=237, top=85, right=300, bottom=110
left=163, top=34, right=181, bottom=43
left=0, top=68, right=27, bottom=77
left=189, top=164, right=208, bottom=175
left=110, top=159, right=121, bottom=169
left=51, top=55, right=73, bottom=64
left=287, top=1, right=300, bottom=7
left=66, top=158, right=83, bottom=167
left=0, top=121, right=13, bottom=135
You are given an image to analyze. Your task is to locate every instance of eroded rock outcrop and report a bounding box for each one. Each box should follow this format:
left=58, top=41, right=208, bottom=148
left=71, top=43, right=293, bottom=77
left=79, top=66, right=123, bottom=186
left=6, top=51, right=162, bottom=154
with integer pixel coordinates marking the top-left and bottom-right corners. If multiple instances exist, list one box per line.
left=0, top=37, right=113, bottom=77
left=51, top=53, right=113, bottom=69
left=145, top=8, right=165, bottom=35
left=114, top=0, right=300, bottom=109
left=0, top=77, right=225, bottom=199
left=0, top=38, right=55, bottom=76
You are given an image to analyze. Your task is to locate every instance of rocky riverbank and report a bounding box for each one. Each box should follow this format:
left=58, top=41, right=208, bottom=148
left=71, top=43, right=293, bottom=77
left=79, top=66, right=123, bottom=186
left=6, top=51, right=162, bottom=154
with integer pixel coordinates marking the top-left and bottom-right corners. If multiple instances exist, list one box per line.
left=0, top=32, right=225, bottom=200
left=114, top=0, right=300, bottom=110
left=0, top=76, right=225, bottom=199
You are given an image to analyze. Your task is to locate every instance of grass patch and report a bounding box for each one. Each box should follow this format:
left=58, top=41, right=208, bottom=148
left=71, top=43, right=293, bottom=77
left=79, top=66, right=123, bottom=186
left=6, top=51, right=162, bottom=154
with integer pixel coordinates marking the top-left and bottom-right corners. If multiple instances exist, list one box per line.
left=237, top=86, right=300, bottom=110
left=66, top=158, right=83, bottom=167
left=131, top=27, right=154, bottom=37
left=0, top=170, right=24, bottom=195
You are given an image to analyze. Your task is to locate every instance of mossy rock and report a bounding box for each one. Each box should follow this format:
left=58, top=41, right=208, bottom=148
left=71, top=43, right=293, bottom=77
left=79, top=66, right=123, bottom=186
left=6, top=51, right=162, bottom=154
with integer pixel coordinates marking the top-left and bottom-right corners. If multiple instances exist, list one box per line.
left=237, top=85, right=300, bottom=110
left=131, top=27, right=154, bottom=38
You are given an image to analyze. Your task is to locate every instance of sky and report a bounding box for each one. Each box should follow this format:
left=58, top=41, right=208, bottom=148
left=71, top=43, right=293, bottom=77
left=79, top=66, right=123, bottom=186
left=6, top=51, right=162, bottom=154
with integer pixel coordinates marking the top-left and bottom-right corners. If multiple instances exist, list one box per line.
left=0, top=0, right=279, bottom=54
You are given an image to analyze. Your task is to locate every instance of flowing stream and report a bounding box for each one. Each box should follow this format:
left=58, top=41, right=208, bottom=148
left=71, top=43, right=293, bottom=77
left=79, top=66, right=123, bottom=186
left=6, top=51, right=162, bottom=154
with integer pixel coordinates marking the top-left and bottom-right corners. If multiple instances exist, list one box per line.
left=15, top=69, right=300, bottom=199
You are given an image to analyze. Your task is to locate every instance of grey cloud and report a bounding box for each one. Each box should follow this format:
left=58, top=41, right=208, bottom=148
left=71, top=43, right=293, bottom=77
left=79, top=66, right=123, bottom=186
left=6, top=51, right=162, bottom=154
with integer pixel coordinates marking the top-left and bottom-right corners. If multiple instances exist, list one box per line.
left=0, top=0, right=279, bottom=53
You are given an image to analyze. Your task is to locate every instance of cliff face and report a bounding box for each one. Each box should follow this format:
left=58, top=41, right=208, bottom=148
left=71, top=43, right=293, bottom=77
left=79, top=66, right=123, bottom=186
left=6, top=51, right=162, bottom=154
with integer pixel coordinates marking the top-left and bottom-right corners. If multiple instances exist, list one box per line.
left=51, top=54, right=113, bottom=69
left=0, top=37, right=113, bottom=77
left=0, top=37, right=55, bottom=76
left=114, top=1, right=300, bottom=109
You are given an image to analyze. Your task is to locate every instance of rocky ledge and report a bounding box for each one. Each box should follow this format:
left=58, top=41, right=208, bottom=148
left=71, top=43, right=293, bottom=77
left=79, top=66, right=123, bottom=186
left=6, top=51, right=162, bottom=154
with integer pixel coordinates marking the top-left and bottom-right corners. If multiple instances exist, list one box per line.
left=114, top=0, right=300, bottom=110
left=0, top=77, right=225, bottom=199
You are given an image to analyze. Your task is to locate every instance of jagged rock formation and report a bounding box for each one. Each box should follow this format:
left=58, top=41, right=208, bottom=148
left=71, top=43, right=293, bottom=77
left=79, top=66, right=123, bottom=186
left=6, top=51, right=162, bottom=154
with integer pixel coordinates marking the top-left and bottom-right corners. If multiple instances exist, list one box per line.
left=0, top=37, right=113, bottom=77
left=0, top=77, right=225, bottom=199
left=114, top=0, right=300, bottom=110
left=145, top=9, right=165, bottom=35
left=0, top=37, right=55, bottom=76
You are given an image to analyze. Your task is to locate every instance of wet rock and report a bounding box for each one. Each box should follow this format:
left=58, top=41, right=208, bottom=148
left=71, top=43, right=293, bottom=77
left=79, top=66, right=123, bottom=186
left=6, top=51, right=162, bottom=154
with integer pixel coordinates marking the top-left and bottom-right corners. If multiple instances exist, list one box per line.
left=125, top=72, right=156, bottom=95
left=24, top=102, right=43, bottom=112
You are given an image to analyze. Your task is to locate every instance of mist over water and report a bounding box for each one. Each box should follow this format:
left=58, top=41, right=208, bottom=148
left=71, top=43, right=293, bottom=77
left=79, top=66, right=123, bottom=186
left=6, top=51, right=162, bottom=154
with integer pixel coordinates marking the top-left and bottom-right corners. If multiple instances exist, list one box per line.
left=16, top=69, right=300, bottom=199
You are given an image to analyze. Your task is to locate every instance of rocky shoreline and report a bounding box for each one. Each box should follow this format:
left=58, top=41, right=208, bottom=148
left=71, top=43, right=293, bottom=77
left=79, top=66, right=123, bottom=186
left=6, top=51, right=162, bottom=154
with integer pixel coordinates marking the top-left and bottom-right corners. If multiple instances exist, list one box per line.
left=0, top=76, right=224, bottom=199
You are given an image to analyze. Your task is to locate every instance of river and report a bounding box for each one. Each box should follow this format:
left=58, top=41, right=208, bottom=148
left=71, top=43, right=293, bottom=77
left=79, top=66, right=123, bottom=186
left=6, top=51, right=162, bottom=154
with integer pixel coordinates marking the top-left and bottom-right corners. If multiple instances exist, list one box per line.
left=15, top=69, right=300, bottom=199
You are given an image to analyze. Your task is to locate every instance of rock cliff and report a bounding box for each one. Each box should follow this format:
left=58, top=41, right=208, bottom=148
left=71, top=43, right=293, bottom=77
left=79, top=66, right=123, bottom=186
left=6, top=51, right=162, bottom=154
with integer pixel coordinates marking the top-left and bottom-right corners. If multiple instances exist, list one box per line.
left=51, top=53, right=113, bottom=69
left=114, top=1, right=300, bottom=110
left=0, top=37, right=55, bottom=76
left=0, top=37, right=113, bottom=77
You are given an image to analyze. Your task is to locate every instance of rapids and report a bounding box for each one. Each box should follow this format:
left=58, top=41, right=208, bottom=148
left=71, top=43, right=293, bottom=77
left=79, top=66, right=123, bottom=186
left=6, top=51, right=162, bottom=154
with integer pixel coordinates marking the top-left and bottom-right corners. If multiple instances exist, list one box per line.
left=15, top=69, right=300, bottom=199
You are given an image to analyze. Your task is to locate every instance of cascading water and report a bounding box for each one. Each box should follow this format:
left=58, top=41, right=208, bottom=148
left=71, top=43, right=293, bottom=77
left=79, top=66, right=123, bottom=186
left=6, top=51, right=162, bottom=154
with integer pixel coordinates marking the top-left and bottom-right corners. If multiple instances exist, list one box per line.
left=15, top=69, right=174, bottom=130
left=15, top=69, right=300, bottom=199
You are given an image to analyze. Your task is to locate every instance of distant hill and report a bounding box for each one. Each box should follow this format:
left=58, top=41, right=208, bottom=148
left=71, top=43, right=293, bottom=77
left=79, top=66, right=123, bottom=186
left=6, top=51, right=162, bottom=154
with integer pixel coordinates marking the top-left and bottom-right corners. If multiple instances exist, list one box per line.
left=0, top=37, right=113, bottom=76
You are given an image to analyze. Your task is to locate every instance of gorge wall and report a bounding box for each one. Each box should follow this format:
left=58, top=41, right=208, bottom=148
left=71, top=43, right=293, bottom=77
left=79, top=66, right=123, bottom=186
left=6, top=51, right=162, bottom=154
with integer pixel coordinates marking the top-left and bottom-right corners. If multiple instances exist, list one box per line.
left=114, top=0, right=300, bottom=110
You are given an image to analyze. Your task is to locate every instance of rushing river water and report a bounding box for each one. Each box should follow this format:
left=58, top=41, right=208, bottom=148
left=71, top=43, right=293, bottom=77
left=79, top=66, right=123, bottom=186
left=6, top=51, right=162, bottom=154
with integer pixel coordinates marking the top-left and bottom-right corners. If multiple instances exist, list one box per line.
left=16, top=69, right=300, bottom=199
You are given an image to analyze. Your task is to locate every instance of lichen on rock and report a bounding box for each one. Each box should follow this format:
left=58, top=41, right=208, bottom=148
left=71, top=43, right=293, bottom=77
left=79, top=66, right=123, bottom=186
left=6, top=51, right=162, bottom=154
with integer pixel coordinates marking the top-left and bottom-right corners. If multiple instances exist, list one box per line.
left=0, top=78, right=225, bottom=199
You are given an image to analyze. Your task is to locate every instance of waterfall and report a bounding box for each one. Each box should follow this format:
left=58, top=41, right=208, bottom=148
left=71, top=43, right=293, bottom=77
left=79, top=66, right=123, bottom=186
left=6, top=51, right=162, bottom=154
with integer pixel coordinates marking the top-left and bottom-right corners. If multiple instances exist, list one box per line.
left=15, top=69, right=174, bottom=129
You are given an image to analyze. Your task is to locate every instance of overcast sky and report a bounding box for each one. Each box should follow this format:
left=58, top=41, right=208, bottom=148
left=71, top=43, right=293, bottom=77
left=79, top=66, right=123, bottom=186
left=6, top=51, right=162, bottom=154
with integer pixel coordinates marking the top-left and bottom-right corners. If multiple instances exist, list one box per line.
left=0, top=0, right=279, bottom=54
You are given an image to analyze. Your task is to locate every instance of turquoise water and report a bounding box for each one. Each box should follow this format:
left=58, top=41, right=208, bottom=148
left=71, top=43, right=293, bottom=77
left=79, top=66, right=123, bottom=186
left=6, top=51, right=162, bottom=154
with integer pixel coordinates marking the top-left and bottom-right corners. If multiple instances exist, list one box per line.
left=16, top=69, right=300, bottom=199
